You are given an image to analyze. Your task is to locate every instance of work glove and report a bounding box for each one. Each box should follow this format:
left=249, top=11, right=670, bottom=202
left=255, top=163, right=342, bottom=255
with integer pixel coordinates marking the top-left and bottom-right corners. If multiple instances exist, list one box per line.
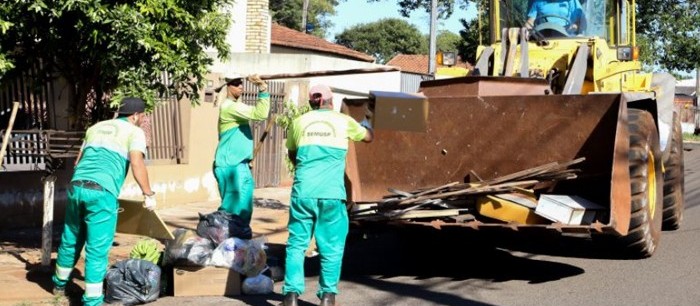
left=247, top=74, right=268, bottom=92
left=143, top=193, right=157, bottom=211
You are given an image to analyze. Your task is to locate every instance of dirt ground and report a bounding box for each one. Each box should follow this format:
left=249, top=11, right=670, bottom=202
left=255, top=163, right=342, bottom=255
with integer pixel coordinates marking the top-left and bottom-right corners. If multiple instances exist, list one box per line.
left=0, top=187, right=292, bottom=306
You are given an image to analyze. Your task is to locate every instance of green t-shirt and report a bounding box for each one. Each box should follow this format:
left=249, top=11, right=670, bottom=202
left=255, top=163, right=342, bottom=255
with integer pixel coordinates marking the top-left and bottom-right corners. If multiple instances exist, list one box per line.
left=214, top=92, right=270, bottom=167
left=286, top=109, right=367, bottom=199
left=72, top=118, right=147, bottom=197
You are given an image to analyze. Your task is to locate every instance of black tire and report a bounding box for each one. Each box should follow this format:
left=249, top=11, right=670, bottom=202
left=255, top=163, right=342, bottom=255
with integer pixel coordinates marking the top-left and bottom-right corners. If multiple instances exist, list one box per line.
left=662, top=113, right=684, bottom=230
left=621, top=109, right=664, bottom=258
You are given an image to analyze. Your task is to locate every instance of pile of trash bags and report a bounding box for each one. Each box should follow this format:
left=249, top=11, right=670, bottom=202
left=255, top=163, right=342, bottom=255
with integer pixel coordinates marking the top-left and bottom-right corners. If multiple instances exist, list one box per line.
left=104, top=210, right=276, bottom=304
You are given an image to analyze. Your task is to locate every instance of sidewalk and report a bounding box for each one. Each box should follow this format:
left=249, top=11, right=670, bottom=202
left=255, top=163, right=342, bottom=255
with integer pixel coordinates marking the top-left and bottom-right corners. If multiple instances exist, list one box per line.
left=0, top=187, right=292, bottom=306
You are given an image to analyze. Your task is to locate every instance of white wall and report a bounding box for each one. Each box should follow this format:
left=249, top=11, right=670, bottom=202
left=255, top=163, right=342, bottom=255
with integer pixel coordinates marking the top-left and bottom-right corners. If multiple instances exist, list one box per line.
left=205, top=0, right=248, bottom=55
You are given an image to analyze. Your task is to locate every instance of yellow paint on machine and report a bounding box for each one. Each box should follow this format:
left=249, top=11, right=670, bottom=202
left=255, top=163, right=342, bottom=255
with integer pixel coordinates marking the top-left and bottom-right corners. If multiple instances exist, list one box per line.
left=476, top=190, right=550, bottom=225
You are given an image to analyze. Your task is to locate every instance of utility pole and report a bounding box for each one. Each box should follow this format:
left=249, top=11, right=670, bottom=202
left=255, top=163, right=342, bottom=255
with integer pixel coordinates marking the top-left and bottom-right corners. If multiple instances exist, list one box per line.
left=302, top=0, right=310, bottom=33
left=428, top=0, right=437, bottom=76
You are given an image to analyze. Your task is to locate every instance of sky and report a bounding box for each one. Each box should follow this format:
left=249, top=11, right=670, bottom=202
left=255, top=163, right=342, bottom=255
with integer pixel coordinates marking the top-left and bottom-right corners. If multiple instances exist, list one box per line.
left=327, top=1, right=477, bottom=40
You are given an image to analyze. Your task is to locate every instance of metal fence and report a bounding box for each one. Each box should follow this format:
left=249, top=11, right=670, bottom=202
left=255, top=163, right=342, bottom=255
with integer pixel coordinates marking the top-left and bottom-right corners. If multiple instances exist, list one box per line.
left=400, top=72, right=433, bottom=93
left=147, top=95, right=185, bottom=163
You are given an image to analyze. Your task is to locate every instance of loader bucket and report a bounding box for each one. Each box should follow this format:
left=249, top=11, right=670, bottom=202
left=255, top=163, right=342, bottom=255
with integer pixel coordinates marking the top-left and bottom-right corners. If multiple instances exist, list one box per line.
left=344, top=77, right=632, bottom=234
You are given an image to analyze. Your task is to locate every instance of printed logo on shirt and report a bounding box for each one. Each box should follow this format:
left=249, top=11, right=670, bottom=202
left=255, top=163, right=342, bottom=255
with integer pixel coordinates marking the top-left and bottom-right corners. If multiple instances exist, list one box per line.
left=96, top=123, right=118, bottom=136
left=302, top=121, right=337, bottom=138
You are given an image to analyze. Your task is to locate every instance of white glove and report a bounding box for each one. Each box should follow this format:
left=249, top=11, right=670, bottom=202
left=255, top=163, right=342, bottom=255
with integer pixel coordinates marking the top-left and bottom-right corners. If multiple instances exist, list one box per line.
left=143, top=193, right=157, bottom=211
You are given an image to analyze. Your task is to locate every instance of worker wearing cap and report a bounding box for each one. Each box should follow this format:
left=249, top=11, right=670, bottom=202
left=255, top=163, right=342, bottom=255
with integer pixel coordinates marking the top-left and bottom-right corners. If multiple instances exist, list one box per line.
left=52, top=97, right=156, bottom=306
left=213, top=72, right=270, bottom=225
left=280, top=84, right=373, bottom=306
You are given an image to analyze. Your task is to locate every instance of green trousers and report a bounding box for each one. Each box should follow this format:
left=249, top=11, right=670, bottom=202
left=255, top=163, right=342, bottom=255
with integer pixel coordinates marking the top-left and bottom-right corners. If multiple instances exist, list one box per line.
left=214, top=162, right=254, bottom=224
left=282, top=197, right=349, bottom=298
left=53, top=184, right=118, bottom=306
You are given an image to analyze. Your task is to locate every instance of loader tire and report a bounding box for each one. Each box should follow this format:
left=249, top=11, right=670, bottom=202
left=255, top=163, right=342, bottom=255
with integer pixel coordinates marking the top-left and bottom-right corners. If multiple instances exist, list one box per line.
left=661, top=114, right=684, bottom=230
left=622, top=109, right=664, bottom=258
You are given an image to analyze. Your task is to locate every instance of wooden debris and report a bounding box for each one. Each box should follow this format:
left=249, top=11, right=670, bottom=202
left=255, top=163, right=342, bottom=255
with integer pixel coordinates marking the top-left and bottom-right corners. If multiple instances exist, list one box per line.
left=349, top=158, right=586, bottom=223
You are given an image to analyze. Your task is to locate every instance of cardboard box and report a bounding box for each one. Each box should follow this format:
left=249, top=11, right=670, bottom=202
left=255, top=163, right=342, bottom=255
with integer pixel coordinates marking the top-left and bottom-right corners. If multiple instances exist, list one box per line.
left=116, top=199, right=174, bottom=240
left=535, top=194, right=605, bottom=225
left=370, top=91, right=428, bottom=132
left=172, top=266, right=241, bottom=297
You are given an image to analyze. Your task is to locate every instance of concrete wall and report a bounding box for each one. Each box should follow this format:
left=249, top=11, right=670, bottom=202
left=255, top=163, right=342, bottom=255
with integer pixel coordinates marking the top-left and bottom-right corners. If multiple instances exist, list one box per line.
left=119, top=94, right=221, bottom=206
left=0, top=167, right=74, bottom=229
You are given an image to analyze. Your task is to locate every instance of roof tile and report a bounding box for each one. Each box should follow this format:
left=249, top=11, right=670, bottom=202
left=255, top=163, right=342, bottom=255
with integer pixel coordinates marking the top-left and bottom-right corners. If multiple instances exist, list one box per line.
left=386, top=54, right=474, bottom=75
left=271, top=23, right=374, bottom=62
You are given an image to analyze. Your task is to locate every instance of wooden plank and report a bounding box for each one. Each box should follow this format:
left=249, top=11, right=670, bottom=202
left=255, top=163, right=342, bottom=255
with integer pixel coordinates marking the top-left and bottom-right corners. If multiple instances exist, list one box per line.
left=41, top=175, right=56, bottom=268
left=396, top=181, right=459, bottom=204
left=400, top=180, right=539, bottom=205
left=484, top=162, right=559, bottom=185
left=395, top=209, right=461, bottom=220
left=116, top=199, right=174, bottom=240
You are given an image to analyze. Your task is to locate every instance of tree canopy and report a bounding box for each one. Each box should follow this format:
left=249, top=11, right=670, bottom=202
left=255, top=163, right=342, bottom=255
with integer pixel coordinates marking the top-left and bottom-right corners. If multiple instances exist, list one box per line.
left=0, top=0, right=233, bottom=128
left=335, top=18, right=427, bottom=64
left=636, top=0, right=699, bottom=72
left=435, top=30, right=463, bottom=54
left=270, top=0, right=340, bottom=38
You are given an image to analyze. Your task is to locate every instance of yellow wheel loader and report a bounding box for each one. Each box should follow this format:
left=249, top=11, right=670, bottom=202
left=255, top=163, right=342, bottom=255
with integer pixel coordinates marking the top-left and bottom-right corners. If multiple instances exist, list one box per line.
left=344, top=0, right=684, bottom=258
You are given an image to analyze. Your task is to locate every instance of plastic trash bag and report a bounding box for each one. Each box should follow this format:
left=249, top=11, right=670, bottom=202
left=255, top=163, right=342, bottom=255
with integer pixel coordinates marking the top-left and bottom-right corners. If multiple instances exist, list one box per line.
left=104, top=259, right=161, bottom=305
left=196, top=211, right=252, bottom=244
left=242, top=272, right=274, bottom=295
left=164, top=228, right=214, bottom=266
left=235, top=238, right=267, bottom=276
left=209, top=237, right=245, bottom=269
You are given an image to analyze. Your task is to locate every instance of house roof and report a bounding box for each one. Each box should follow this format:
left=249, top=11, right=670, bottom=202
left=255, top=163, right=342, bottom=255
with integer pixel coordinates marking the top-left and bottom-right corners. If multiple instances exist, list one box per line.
left=676, top=86, right=696, bottom=96
left=386, top=54, right=474, bottom=75
left=271, top=23, right=374, bottom=62
left=386, top=54, right=431, bottom=75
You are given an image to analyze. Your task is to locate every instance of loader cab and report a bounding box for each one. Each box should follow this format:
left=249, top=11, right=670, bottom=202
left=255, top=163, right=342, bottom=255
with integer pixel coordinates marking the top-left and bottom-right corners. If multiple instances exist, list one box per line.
left=488, top=0, right=634, bottom=46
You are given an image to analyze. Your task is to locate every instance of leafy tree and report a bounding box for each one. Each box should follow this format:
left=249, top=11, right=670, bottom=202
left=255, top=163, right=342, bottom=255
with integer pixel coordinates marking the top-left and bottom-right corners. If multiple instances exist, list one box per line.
left=458, top=18, right=481, bottom=64
left=0, top=0, right=233, bottom=129
left=270, top=0, right=340, bottom=38
left=636, top=0, right=700, bottom=72
left=335, top=18, right=427, bottom=64
left=435, top=30, right=463, bottom=53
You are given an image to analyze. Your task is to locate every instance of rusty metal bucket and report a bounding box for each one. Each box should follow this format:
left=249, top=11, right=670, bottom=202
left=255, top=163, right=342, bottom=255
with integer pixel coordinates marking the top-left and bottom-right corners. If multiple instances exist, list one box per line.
left=344, top=77, right=631, bottom=233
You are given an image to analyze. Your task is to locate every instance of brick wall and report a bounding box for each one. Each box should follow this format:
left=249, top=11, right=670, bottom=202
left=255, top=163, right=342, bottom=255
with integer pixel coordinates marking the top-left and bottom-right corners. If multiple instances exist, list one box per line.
left=246, top=0, right=270, bottom=53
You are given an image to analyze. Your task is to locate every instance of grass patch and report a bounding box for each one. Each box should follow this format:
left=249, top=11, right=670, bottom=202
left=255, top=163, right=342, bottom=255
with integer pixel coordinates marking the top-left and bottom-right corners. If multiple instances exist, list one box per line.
left=683, top=133, right=700, bottom=142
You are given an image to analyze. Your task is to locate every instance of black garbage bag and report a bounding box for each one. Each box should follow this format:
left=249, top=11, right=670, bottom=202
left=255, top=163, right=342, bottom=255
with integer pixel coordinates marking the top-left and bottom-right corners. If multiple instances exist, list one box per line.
left=104, top=259, right=161, bottom=305
left=196, top=210, right=252, bottom=244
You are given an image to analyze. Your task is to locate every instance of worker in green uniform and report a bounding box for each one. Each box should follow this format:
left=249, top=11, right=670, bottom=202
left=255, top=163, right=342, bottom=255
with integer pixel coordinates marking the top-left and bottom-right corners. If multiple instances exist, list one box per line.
left=281, top=84, right=373, bottom=306
left=213, top=72, right=270, bottom=225
left=52, top=97, right=156, bottom=306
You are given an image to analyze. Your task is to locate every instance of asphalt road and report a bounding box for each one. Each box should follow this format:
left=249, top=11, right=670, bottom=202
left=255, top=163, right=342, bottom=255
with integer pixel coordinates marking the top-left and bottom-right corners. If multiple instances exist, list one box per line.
left=151, top=143, right=700, bottom=306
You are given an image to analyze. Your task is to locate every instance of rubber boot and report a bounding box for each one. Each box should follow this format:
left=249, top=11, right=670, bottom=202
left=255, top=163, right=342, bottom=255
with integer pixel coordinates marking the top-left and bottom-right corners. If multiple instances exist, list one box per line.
left=319, top=293, right=335, bottom=306
left=279, top=292, right=299, bottom=306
